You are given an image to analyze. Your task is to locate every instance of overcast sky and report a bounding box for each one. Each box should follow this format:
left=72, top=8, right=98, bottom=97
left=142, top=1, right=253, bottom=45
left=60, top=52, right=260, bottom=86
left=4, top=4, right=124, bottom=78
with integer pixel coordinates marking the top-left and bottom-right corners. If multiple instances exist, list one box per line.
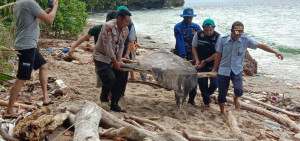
left=185, top=0, right=238, bottom=3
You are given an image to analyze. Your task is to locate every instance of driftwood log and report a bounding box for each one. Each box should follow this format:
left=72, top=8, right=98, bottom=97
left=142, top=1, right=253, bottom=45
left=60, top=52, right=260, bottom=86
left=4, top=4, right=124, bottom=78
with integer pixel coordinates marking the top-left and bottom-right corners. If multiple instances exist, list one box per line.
left=63, top=104, right=187, bottom=141
left=0, top=123, right=18, bottom=141
left=226, top=111, right=245, bottom=141
left=228, top=92, right=300, bottom=118
left=74, top=102, right=102, bottom=141
left=100, top=106, right=188, bottom=141
left=126, top=115, right=166, bottom=131
left=0, top=100, right=35, bottom=109
left=183, top=130, right=239, bottom=141
left=13, top=107, right=70, bottom=140
left=227, top=98, right=300, bottom=133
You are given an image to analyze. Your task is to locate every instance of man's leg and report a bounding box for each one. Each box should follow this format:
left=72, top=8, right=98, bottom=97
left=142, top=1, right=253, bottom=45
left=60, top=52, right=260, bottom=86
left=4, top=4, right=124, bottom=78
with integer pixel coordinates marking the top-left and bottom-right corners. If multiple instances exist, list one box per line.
left=188, top=86, right=197, bottom=106
left=94, top=60, right=115, bottom=102
left=6, top=79, right=26, bottom=115
left=198, top=77, right=210, bottom=107
left=6, top=48, right=35, bottom=116
left=39, top=64, right=51, bottom=104
left=217, top=74, right=230, bottom=114
left=33, top=49, right=52, bottom=105
left=230, top=72, right=243, bottom=109
left=111, top=69, right=126, bottom=112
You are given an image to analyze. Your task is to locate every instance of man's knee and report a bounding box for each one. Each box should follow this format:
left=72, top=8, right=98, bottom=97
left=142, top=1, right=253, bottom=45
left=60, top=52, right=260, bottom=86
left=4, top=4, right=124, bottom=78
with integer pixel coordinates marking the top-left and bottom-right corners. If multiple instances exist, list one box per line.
left=39, top=64, right=48, bottom=70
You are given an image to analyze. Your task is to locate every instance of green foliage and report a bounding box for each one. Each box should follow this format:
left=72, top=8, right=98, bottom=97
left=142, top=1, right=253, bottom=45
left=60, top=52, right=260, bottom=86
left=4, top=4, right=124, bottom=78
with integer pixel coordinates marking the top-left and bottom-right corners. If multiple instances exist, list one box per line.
left=80, top=0, right=129, bottom=11
left=39, top=0, right=89, bottom=38
left=0, top=0, right=15, bottom=26
left=0, top=24, right=16, bottom=74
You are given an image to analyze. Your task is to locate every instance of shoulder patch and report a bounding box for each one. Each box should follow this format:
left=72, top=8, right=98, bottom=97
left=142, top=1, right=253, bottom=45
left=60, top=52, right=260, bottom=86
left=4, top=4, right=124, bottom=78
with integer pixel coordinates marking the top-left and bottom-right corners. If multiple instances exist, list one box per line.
left=200, top=33, right=205, bottom=38
left=122, top=29, right=128, bottom=36
left=107, top=27, right=112, bottom=35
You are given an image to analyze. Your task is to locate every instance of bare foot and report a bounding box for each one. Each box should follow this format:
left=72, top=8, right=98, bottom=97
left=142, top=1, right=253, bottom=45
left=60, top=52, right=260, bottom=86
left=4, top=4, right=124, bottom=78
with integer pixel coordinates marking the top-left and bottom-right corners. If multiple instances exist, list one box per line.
left=205, top=104, right=211, bottom=109
left=234, top=98, right=241, bottom=110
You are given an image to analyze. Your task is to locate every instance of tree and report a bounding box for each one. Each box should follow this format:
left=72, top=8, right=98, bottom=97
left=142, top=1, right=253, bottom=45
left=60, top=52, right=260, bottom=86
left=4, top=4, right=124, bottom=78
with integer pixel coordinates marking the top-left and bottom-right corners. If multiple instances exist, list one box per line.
left=39, top=0, right=89, bottom=38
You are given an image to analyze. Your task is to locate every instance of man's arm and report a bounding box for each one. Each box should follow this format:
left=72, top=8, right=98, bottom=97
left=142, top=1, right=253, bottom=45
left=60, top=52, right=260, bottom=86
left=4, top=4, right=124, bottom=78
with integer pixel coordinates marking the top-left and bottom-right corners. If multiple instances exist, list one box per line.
left=37, top=0, right=58, bottom=24
left=258, top=44, right=283, bottom=60
left=212, top=52, right=221, bottom=72
left=124, top=25, right=136, bottom=61
left=68, top=34, right=92, bottom=56
left=174, top=25, right=186, bottom=58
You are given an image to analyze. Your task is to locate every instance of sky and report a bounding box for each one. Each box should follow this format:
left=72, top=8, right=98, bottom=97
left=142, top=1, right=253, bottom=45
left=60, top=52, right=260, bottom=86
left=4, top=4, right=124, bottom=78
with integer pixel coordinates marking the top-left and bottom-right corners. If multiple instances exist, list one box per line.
left=185, top=0, right=241, bottom=3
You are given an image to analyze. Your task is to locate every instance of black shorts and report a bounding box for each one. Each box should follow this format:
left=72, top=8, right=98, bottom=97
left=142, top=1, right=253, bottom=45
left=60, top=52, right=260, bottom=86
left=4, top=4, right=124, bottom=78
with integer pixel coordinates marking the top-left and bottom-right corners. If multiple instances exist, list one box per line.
left=16, top=48, right=46, bottom=80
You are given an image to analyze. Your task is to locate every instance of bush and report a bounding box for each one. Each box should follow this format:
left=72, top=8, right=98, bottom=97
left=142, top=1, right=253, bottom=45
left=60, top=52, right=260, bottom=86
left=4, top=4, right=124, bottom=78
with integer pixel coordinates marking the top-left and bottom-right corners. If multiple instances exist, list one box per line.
left=39, top=0, right=89, bottom=38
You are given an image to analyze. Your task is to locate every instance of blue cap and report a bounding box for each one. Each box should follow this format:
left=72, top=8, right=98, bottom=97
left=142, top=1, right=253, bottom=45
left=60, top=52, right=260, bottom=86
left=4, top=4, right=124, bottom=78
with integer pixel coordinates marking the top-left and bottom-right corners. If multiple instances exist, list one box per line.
left=180, top=8, right=197, bottom=17
left=117, top=6, right=129, bottom=12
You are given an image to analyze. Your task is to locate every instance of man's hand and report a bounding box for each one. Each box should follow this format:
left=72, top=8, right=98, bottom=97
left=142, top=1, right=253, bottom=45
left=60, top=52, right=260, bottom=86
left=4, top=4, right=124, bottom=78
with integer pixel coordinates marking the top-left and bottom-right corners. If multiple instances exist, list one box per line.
left=112, top=62, right=121, bottom=70
left=200, top=60, right=206, bottom=68
left=53, top=0, right=59, bottom=8
left=275, top=52, right=284, bottom=60
left=45, top=8, right=52, bottom=14
left=68, top=47, right=75, bottom=56
left=123, top=55, right=130, bottom=63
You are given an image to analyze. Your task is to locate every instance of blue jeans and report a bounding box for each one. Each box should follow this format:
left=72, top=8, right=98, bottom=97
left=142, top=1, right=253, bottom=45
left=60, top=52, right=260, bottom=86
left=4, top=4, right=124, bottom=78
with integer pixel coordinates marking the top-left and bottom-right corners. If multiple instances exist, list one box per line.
left=197, top=67, right=218, bottom=105
left=218, top=71, right=243, bottom=103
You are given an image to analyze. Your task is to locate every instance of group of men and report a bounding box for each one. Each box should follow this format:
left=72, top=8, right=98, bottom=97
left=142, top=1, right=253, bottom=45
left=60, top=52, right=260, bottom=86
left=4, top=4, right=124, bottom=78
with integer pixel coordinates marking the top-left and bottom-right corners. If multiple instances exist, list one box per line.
left=174, top=8, right=283, bottom=114
left=4, top=0, right=284, bottom=118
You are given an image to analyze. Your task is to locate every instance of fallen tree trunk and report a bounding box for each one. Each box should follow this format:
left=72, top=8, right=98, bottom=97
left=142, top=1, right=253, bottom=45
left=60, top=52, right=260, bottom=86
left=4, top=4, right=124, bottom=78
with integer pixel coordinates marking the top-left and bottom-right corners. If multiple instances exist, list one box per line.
left=227, top=98, right=300, bottom=133
left=0, top=100, right=35, bottom=109
left=226, top=111, right=245, bottom=141
left=228, top=92, right=300, bottom=118
left=183, top=130, right=239, bottom=141
left=74, top=102, right=102, bottom=141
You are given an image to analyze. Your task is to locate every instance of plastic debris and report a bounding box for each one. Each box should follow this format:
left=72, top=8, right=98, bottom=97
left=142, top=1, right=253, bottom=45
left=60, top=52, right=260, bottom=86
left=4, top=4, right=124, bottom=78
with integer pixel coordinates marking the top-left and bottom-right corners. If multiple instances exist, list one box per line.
left=55, top=79, right=67, bottom=90
left=62, top=47, right=70, bottom=53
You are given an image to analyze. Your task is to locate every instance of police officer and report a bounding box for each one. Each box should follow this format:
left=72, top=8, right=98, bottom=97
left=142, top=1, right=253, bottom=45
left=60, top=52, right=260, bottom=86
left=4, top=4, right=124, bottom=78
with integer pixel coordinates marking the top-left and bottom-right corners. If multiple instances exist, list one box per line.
left=93, top=9, right=132, bottom=112
left=212, top=21, right=284, bottom=114
left=174, top=8, right=201, bottom=106
left=192, top=19, right=220, bottom=108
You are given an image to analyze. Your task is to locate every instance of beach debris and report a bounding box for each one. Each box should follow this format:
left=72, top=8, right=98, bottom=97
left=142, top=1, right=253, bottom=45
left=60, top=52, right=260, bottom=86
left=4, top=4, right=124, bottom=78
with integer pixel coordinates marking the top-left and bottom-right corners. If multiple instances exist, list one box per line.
left=263, top=120, right=291, bottom=139
left=74, top=102, right=101, bottom=141
left=13, top=107, right=70, bottom=140
left=55, top=79, right=67, bottom=90
left=226, top=111, right=245, bottom=141
left=61, top=47, right=70, bottom=54
left=0, top=100, right=35, bottom=109
left=121, top=49, right=198, bottom=108
left=226, top=98, right=300, bottom=133
left=183, top=130, right=239, bottom=141
left=0, top=85, right=6, bottom=92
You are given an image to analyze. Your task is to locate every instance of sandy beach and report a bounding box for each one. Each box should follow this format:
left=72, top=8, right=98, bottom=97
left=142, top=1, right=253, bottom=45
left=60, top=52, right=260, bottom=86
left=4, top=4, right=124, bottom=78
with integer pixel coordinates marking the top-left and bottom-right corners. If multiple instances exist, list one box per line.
left=1, top=21, right=300, bottom=141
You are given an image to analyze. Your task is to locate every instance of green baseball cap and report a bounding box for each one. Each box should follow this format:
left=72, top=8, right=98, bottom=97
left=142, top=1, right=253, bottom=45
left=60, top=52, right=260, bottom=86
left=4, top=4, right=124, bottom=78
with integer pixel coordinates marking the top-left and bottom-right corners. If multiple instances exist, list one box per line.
left=117, top=6, right=129, bottom=12
left=202, top=19, right=215, bottom=27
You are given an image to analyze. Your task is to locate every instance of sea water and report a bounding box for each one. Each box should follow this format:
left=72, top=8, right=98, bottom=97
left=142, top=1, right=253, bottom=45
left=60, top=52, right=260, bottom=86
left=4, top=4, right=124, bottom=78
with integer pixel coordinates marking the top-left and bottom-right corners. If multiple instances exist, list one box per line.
left=89, top=0, right=300, bottom=84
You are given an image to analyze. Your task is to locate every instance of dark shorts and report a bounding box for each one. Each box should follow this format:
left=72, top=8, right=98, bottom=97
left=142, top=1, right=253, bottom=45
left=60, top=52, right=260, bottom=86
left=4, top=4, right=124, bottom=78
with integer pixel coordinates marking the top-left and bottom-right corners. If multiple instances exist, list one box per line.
left=218, top=71, right=243, bottom=103
left=16, top=48, right=46, bottom=80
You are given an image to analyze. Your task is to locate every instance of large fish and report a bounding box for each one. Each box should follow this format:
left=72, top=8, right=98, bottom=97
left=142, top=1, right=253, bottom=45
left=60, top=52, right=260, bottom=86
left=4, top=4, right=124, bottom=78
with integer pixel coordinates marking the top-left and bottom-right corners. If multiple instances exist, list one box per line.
left=122, top=49, right=198, bottom=108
